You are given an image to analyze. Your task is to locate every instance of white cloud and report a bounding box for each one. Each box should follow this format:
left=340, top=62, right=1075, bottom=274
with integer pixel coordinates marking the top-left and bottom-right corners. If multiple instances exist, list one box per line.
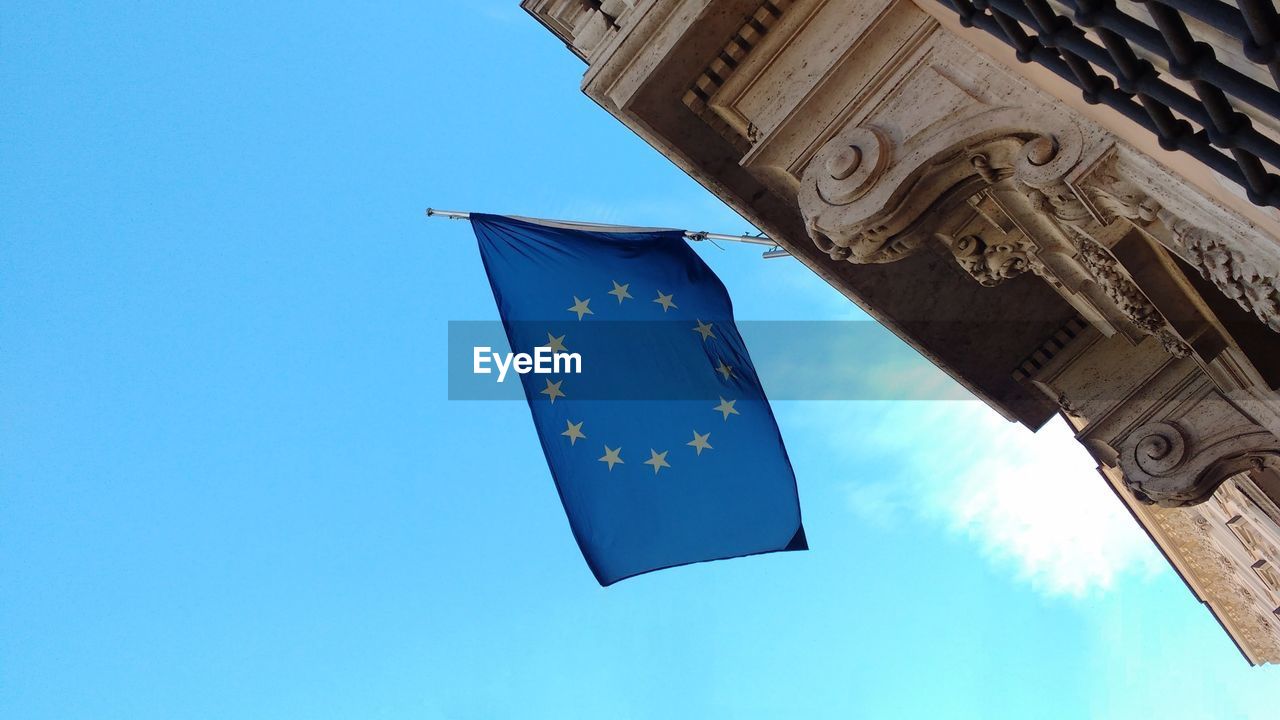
left=795, top=401, right=1165, bottom=598
left=930, top=409, right=1165, bottom=596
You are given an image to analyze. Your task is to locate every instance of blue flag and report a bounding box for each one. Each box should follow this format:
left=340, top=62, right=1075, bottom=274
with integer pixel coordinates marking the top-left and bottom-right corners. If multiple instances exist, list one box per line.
left=470, top=214, right=805, bottom=585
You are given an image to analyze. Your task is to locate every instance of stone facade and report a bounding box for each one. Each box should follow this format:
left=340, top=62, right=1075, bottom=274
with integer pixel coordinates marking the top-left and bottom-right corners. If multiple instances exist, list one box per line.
left=1103, top=466, right=1280, bottom=665
left=523, top=0, right=1280, bottom=663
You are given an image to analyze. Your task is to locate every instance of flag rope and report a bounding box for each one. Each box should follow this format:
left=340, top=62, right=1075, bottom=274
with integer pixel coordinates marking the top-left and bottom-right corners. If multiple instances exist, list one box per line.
left=426, top=208, right=789, bottom=258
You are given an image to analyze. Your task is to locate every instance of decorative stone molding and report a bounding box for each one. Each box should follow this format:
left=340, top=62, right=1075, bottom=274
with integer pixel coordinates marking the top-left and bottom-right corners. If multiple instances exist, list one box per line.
left=1118, top=417, right=1280, bottom=506
left=1078, top=161, right=1162, bottom=227
left=1129, top=421, right=1189, bottom=477
left=521, top=0, right=634, bottom=60
left=1068, top=234, right=1191, bottom=358
left=682, top=0, right=793, bottom=153
left=1018, top=181, right=1096, bottom=229
left=800, top=115, right=1195, bottom=358
left=1151, top=501, right=1280, bottom=663
left=797, top=104, right=1063, bottom=262
left=810, top=126, right=892, bottom=208
left=1011, top=316, right=1090, bottom=383
left=1227, top=516, right=1280, bottom=566
left=1020, top=149, right=1164, bottom=229
left=938, top=232, right=1036, bottom=287
left=1005, top=140, right=1194, bottom=358
left=1159, top=210, right=1280, bottom=333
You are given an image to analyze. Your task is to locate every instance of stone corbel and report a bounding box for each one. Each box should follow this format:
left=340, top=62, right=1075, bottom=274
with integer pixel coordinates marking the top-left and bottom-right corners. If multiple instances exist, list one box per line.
left=796, top=110, right=1208, bottom=362
left=796, top=107, right=1077, bottom=265
left=1120, top=420, right=1280, bottom=507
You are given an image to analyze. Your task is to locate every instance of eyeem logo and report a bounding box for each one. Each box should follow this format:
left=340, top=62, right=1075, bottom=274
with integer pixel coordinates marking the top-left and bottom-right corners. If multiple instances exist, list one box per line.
left=473, top=346, right=583, bottom=382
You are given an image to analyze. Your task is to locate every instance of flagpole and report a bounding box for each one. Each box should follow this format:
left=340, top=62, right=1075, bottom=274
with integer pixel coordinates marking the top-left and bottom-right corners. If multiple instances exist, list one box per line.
left=425, top=208, right=790, bottom=258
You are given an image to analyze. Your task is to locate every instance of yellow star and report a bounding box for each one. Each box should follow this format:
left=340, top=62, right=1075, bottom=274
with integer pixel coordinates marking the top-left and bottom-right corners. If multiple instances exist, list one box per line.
left=687, top=431, right=712, bottom=455
left=714, top=396, right=739, bottom=420
left=544, top=333, right=568, bottom=354
left=561, top=420, right=585, bottom=445
left=643, top=449, right=671, bottom=474
left=608, top=281, right=633, bottom=303
left=567, top=296, right=593, bottom=320
left=715, top=360, right=734, bottom=380
left=599, top=445, right=624, bottom=471
left=692, top=319, right=714, bottom=340
left=653, top=291, right=677, bottom=312
left=541, top=379, right=565, bottom=403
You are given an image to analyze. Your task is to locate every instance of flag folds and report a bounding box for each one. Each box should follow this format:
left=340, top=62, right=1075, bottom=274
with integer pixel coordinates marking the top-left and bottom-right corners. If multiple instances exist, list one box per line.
left=471, top=214, right=805, bottom=585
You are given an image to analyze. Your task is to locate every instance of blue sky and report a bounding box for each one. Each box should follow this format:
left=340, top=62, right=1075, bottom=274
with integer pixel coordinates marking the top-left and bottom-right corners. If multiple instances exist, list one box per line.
left=2, top=2, right=1276, bottom=718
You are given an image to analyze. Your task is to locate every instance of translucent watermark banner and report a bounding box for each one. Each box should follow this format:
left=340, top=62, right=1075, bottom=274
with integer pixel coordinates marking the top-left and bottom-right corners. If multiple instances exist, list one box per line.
left=447, top=320, right=988, bottom=401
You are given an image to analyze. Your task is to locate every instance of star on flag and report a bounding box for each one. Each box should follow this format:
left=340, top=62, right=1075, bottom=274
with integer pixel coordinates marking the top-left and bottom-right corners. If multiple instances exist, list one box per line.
left=608, top=281, right=633, bottom=303
left=714, top=397, right=739, bottom=420
left=562, top=420, right=585, bottom=445
left=715, top=360, right=734, bottom=380
left=567, top=296, right=593, bottom=320
left=598, top=445, right=624, bottom=471
left=541, top=379, right=565, bottom=403
left=643, top=449, right=671, bottom=474
left=687, top=431, right=712, bottom=455
left=653, top=290, right=677, bottom=312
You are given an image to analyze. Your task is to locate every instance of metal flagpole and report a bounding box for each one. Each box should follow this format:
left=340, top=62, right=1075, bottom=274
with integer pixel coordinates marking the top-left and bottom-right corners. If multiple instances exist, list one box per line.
left=426, top=208, right=791, bottom=259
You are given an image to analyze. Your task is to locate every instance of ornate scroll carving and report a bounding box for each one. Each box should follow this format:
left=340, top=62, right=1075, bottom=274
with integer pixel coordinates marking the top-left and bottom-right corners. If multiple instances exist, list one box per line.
left=812, top=126, right=892, bottom=208
left=799, top=115, right=1196, bottom=360
left=1160, top=210, right=1280, bottom=333
left=797, top=106, right=1046, bottom=267
left=1011, top=141, right=1192, bottom=358
left=1131, top=421, right=1188, bottom=476
left=1120, top=415, right=1280, bottom=506
left=804, top=125, right=904, bottom=264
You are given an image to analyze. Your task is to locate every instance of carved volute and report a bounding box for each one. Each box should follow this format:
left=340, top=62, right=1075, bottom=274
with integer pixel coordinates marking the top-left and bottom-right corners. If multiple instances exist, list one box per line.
left=793, top=68, right=1280, bottom=510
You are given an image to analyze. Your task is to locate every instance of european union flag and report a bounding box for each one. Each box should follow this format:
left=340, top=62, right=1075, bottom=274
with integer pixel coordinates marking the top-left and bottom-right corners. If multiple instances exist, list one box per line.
left=470, top=214, right=805, bottom=585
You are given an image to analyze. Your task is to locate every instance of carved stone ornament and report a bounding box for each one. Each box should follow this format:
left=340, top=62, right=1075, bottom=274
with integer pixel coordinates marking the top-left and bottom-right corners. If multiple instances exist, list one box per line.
left=938, top=232, right=1038, bottom=287
left=1004, top=141, right=1193, bottom=358
left=799, top=116, right=1194, bottom=359
left=797, top=107, right=1065, bottom=267
left=1080, top=163, right=1161, bottom=226
left=1159, top=210, right=1280, bottom=333
left=1151, top=504, right=1280, bottom=663
left=1068, top=234, right=1191, bottom=357
left=803, top=126, right=901, bottom=264
left=812, top=126, right=892, bottom=207
left=1120, top=419, right=1280, bottom=506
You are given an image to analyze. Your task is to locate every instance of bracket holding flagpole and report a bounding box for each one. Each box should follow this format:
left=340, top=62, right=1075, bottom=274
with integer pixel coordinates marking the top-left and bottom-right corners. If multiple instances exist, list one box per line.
left=426, top=208, right=790, bottom=260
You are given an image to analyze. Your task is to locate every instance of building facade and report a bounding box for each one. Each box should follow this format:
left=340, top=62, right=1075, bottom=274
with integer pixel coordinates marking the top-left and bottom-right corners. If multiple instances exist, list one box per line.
left=523, top=0, right=1280, bottom=663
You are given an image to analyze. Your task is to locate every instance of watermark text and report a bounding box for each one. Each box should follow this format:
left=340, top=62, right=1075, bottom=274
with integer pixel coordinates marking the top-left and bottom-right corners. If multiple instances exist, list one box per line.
left=473, top=346, right=582, bottom=382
